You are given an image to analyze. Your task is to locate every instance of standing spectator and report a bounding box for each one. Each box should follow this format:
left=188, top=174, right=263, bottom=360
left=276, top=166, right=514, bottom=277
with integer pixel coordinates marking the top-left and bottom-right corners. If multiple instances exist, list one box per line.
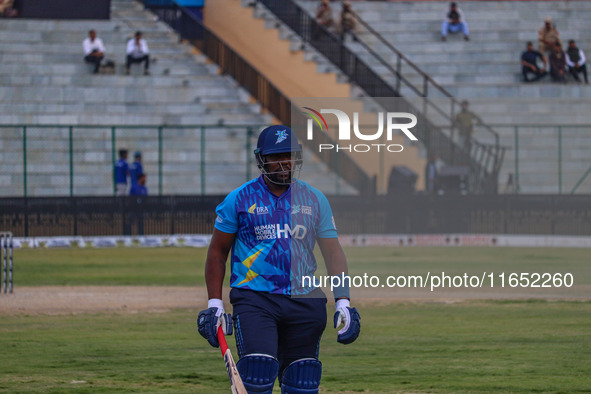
left=566, top=39, right=588, bottom=84
left=114, top=149, right=129, bottom=196
left=314, top=0, right=334, bottom=39
left=521, top=41, right=547, bottom=82
left=126, top=31, right=150, bottom=75
left=130, top=151, right=144, bottom=187
left=441, top=2, right=470, bottom=42
left=340, top=1, right=357, bottom=41
left=455, top=100, right=482, bottom=153
left=538, top=17, right=561, bottom=56
left=549, top=42, right=567, bottom=83
left=425, top=154, right=438, bottom=194
left=82, top=30, right=106, bottom=74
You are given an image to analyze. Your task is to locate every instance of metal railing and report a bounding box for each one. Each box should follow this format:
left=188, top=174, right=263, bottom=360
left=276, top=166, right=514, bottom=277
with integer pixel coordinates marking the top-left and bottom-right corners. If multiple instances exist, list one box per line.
left=143, top=1, right=374, bottom=194
left=254, top=0, right=505, bottom=193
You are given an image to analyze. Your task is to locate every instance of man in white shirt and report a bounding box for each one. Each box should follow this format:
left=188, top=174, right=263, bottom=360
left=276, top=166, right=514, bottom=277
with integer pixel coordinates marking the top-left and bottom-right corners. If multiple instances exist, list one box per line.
left=82, top=30, right=106, bottom=74
left=566, top=39, right=588, bottom=84
left=126, top=31, right=150, bottom=75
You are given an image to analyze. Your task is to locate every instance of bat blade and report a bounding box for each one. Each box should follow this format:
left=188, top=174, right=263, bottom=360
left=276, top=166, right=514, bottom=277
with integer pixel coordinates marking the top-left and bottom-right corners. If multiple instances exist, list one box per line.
left=217, top=325, right=247, bottom=394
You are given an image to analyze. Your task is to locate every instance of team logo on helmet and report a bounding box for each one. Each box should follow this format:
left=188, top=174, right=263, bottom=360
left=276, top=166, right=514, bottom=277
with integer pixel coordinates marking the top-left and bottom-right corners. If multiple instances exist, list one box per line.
left=275, top=129, right=288, bottom=144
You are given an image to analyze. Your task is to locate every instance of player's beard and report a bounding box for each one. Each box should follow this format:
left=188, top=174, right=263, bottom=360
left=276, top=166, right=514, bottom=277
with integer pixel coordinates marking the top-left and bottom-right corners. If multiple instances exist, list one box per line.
left=265, top=167, right=293, bottom=185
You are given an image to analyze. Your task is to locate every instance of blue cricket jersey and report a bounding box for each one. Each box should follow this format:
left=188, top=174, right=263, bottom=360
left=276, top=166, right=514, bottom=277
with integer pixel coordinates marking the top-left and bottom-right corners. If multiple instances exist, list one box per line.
left=215, top=175, right=337, bottom=296
left=130, top=184, right=148, bottom=196
left=114, top=159, right=129, bottom=184
left=130, top=161, right=144, bottom=186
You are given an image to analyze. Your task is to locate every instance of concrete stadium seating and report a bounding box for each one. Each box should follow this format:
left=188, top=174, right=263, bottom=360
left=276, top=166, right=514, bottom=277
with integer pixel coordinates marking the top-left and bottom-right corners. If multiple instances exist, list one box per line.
left=0, top=0, right=356, bottom=196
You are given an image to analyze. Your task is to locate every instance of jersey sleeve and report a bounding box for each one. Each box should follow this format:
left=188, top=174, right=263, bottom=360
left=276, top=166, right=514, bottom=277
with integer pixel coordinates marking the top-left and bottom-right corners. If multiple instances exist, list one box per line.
left=214, top=190, right=239, bottom=234
left=313, top=190, right=338, bottom=238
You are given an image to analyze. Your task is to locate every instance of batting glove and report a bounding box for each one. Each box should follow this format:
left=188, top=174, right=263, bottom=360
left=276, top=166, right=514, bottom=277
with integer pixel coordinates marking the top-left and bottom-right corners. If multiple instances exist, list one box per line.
left=197, top=298, right=233, bottom=348
left=334, top=299, right=361, bottom=344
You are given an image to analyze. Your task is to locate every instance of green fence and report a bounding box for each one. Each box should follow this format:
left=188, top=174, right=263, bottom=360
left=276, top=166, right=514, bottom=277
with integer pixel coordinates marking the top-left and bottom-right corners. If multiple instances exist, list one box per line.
left=0, top=125, right=265, bottom=197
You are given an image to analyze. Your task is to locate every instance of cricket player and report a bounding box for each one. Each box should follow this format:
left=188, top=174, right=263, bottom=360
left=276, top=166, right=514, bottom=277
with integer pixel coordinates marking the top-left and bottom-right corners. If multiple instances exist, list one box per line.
left=198, top=125, right=361, bottom=393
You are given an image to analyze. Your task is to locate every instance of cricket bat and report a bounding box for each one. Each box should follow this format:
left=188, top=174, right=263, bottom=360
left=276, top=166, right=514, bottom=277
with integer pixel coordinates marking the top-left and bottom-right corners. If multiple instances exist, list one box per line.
left=217, top=325, right=247, bottom=394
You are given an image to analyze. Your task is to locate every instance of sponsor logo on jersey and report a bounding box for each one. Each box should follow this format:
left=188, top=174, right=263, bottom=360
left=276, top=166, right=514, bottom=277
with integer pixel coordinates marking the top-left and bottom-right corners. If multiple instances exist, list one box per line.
left=248, top=203, right=269, bottom=215
left=254, top=224, right=307, bottom=240
left=216, top=216, right=224, bottom=223
left=291, top=205, right=312, bottom=215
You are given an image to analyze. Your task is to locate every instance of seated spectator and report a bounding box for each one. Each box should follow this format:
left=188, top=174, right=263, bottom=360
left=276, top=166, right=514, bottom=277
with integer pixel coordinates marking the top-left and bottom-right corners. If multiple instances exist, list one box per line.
left=549, top=42, right=567, bottom=83
left=521, top=41, right=547, bottom=82
left=538, top=17, right=561, bottom=55
left=339, top=1, right=357, bottom=41
left=315, top=0, right=334, bottom=38
left=82, top=30, right=106, bottom=74
left=565, top=39, right=588, bottom=84
left=441, top=2, right=469, bottom=42
left=126, top=31, right=150, bottom=75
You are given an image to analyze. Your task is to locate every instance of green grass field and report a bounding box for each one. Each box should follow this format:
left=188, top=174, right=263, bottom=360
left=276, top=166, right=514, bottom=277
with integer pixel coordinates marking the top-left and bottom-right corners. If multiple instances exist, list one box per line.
left=1, top=247, right=590, bottom=393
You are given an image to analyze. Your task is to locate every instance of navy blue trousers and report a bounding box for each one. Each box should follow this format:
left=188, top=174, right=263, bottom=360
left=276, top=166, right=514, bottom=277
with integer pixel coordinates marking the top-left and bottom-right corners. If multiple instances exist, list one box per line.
left=230, top=288, right=327, bottom=377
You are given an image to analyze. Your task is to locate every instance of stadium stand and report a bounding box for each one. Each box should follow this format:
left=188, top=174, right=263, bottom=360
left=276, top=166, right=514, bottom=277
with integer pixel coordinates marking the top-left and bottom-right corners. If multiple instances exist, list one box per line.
left=0, top=0, right=357, bottom=196
left=268, top=0, right=591, bottom=194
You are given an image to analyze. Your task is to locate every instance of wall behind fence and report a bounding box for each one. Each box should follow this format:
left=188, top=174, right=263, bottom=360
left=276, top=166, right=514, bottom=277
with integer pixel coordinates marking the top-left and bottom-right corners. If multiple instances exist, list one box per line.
left=0, top=125, right=261, bottom=198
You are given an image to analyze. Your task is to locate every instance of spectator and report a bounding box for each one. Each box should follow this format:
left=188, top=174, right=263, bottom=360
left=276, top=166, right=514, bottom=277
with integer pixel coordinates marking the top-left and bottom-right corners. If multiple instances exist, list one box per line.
left=455, top=100, right=482, bottom=152
left=521, top=41, right=547, bottom=82
left=83, top=30, right=106, bottom=74
left=549, top=42, right=567, bottom=83
left=126, top=31, right=150, bottom=75
left=315, top=0, right=334, bottom=38
left=340, top=1, right=357, bottom=41
left=130, top=173, right=148, bottom=196
left=425, top=154, right=438, bottom=194
left=538, top=17, right=561, bottom=55
left=114, top=149, right=129, bottom=196
left=441, top=2, right=469, bottom=42
left=130, top=151, right=144, bottom=187
left=566, top=39, right=588, bottom=84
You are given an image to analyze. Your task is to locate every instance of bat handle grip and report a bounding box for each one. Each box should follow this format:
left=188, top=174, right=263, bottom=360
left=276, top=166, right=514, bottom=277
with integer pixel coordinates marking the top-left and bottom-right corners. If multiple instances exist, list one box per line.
left=217, top=325, right=229, bottom=355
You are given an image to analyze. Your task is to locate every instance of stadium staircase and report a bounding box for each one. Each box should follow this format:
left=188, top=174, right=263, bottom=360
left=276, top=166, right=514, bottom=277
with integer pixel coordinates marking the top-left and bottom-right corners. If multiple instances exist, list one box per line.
left=246, top=0, right=505, bottom=194
left=256, top=0, right=591, bottom=194
left=0, top=0, right=357, bottom=196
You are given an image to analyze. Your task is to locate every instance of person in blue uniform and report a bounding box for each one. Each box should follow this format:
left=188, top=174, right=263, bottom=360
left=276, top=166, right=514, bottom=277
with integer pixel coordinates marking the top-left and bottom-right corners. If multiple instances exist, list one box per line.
left=114, top=149, right=129, bottom=196
left=129, top=173, right=147, bottom=196
left=198, top=125, right=360, bottom=394
left=130, top=151, right=144, bottom=187
left=129, top=173, right=147, bottom=235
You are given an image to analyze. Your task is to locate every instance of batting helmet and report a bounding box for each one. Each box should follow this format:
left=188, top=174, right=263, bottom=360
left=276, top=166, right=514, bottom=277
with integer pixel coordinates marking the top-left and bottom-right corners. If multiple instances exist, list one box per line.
left=254, top=125, right=303, bottom=185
